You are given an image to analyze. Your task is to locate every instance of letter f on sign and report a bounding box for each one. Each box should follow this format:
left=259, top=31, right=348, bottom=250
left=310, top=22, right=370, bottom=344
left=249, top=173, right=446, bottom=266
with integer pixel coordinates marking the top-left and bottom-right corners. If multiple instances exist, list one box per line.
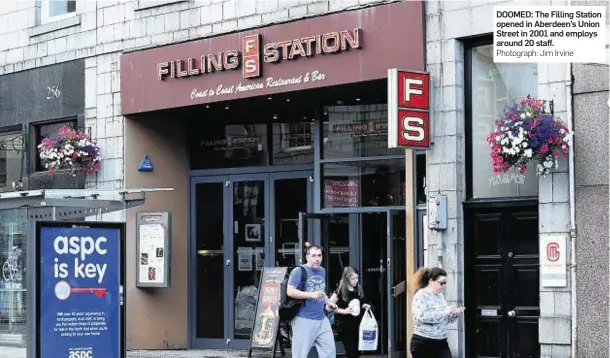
left=403, top=78, right=423, bottom=103
left=245, top=39, right=255, bottom=53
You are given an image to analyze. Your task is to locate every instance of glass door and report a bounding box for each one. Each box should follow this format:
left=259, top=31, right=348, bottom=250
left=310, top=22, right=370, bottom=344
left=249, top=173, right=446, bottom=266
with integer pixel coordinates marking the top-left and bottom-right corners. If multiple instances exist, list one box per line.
left=191, top=172, right=313, bottom=349
left=229, top=174, right=269, bottom=349
left=191, top=176, right=230, bottom=349
left=270, top=171, right=313, bottom=270
left=387, top=210, right=407, bottom=357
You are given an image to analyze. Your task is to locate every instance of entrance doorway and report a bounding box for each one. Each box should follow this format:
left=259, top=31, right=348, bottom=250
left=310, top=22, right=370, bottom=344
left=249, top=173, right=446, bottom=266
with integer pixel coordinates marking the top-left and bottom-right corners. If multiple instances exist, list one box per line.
left=190, top=171, right=313, bottom=349
left=464, top=201, right=540, bottom=357
left=301, top=210, right=407, bottom=357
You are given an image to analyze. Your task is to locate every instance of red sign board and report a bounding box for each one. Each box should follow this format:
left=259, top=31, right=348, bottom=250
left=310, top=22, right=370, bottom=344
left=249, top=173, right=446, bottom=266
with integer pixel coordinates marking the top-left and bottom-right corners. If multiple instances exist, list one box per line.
left=120, top=1, right=425, bottom=115
left=388, top=69, right=431, bottom=149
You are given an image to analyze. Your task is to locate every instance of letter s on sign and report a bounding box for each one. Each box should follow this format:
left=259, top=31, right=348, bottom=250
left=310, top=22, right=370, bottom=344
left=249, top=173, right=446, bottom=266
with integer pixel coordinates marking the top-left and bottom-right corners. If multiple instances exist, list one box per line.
left=397, top=110, right=430, bottom=148
left=402, top=116, right=425, bottom=142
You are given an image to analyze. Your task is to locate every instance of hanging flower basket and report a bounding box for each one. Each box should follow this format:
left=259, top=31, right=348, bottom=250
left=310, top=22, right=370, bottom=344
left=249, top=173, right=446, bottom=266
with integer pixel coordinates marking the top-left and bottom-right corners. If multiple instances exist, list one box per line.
left=37, top=126, right=102, bottom=177
left=486, top=96, right=572, bottom=177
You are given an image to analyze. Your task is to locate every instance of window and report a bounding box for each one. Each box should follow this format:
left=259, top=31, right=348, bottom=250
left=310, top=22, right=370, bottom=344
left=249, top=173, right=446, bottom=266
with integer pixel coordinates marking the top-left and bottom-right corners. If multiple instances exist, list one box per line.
left=33, top=119, right=77, bottom=172
left=322, top=104, right=402, bottom=160
left=272, top=122, right=314, bottom=165
left=41, top=0, right=77, bottom=24
left=189, top=124, right=268, bottom=170
left=0, top=131, right=24, bottom=193
left=468, top=44, right=539, bottom=199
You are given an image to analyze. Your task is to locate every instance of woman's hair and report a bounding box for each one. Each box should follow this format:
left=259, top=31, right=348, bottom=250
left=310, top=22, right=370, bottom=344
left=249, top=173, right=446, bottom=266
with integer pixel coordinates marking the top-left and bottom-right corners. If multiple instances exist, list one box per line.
left=412, top=267, right=447, bottom=292
left=336, top=266, right=359, bottom=302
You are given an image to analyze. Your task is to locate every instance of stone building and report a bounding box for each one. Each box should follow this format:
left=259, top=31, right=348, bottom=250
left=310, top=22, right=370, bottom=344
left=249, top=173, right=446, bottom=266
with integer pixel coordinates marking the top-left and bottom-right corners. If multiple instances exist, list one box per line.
left=0, top=0, right=607, bottom=357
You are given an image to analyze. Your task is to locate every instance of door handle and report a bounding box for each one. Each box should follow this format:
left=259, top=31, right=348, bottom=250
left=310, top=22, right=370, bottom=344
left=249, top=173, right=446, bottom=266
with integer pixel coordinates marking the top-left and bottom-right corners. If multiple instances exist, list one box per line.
left=507, top=310, right=516, bottom=318
left=226, top=260, right=231, bottom=266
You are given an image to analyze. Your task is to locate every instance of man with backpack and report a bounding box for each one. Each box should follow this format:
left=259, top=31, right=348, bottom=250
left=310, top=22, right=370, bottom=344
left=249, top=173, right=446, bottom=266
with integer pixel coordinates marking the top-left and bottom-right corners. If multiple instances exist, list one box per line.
left=285, top=245, right=336, bottom=358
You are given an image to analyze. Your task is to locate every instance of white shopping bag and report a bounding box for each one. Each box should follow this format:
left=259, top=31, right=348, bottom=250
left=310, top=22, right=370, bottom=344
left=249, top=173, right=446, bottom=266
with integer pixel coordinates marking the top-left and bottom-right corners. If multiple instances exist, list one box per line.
left=358, top=307, right=378, bottom=351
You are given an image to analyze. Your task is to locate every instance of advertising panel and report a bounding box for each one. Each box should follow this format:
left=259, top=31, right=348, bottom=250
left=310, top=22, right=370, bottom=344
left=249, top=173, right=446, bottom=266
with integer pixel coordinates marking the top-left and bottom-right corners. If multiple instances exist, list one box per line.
left=36, top=222, right=125, bottom=358
left=248, top=267, right=287, bottom=356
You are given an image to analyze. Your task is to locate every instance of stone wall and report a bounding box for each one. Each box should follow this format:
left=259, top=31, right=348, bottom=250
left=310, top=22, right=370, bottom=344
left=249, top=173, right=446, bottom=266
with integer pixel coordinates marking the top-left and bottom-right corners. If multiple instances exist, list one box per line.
left=573, top=62, right=609, bottom=358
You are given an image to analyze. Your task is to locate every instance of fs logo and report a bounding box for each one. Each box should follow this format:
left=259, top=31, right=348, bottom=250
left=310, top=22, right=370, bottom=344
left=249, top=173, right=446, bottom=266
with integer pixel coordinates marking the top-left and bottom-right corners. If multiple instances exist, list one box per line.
left=68, top=349, right=92, bottom=358
left=546, top=242, right=560, bottom=262
left=387, top=69, right=430, bottom=149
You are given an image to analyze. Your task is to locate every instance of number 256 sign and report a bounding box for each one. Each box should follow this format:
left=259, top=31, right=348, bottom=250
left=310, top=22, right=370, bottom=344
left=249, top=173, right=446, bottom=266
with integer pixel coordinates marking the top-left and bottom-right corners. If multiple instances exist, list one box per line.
left=387, top=69, right=430, bottom=149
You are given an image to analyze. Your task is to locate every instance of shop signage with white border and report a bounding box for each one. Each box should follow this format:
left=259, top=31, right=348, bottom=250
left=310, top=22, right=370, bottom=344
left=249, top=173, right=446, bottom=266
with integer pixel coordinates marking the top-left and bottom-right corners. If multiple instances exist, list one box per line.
left=540, top=234, right=567, bottom=287
left=387, top=69, right=430, bottom=149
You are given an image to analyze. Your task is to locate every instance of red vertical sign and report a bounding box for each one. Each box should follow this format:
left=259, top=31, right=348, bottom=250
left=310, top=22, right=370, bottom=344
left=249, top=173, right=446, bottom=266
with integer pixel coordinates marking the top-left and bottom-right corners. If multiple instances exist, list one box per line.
left=387, top=69, right=430, bottom=149
left=242, top=34, right=261, bottom=78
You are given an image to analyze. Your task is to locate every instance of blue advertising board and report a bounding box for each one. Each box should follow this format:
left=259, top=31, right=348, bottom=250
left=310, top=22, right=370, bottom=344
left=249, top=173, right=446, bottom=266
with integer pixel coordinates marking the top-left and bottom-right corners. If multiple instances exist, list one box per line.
left=36, top=222, right=124, bottom=358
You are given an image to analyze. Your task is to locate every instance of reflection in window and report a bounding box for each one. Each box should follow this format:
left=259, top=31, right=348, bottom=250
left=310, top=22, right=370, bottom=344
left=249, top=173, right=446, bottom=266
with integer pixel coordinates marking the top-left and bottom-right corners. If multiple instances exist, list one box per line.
left=0, top=132, right=23, bottom=193
left=272, top=122, right=314, bottom=165
left=470, top=45, right=539, bottom=198
left=322, top=159, right=405, bottom=208
left=322, top=104, right=402, bottom=159
left=190, top=124, right=268, bottom=169
left=0, top=209, right=28, bottom=348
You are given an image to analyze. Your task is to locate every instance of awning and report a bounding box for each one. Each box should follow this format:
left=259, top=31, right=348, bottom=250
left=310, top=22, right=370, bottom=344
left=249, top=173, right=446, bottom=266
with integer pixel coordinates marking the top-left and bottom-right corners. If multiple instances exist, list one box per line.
left=0, top=188, right=174, bottom=220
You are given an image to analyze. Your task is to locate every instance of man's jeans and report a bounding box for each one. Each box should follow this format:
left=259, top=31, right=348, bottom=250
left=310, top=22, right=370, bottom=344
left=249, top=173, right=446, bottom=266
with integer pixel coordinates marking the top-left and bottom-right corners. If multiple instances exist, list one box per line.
left=291, top=316, right=336, bottom=358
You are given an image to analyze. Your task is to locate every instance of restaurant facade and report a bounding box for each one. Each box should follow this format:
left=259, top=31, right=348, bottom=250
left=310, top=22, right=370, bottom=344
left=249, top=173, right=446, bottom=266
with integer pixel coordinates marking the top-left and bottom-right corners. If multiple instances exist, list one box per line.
left=120, top=2, right=425, bottom=356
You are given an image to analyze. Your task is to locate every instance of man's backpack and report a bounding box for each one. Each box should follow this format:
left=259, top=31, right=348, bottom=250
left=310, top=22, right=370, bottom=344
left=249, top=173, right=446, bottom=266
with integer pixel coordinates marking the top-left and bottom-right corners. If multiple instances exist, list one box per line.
left=279, top=265, right=308, bottom=321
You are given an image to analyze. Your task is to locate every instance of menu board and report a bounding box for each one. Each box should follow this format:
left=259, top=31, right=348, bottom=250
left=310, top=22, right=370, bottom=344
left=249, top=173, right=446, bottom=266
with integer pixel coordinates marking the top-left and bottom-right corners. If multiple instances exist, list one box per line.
left=136, top=212, right=171, bottom=288
left=248, top=267, right=287, bottom=354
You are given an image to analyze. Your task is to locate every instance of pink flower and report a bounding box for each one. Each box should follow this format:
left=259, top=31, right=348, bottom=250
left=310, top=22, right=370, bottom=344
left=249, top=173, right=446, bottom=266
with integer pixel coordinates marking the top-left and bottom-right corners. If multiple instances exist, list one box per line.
left=563, top=147, right=569, bottom=154
left=541, top=145, right=549, bottom=154
left=553, top=151, right=560, bottom=158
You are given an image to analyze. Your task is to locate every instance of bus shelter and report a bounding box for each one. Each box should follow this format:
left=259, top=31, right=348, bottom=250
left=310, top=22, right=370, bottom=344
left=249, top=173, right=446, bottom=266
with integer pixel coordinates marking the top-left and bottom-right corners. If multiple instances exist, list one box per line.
left=0, top=188, right=171, bottom=358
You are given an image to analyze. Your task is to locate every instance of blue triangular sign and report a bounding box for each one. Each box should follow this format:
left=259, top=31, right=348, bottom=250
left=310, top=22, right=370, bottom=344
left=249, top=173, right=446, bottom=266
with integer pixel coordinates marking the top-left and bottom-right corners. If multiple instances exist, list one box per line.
left=138, top=154, right=154, bottom=172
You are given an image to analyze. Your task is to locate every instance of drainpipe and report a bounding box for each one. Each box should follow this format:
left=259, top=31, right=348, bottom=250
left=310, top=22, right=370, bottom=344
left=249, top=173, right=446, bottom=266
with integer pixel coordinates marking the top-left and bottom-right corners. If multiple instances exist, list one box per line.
left=565, top=60, right=577, bottom=358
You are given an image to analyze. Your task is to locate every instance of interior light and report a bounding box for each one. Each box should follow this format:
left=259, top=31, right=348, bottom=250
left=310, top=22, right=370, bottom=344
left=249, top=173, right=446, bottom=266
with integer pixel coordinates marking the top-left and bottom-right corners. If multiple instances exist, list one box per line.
left=268, top=97, right=272, bottom=100
left=273, top=114, right=278, bottom=120
left=356, top=98, right=361, bottom=101
left=286, top=98, right=291, bottom=102
left=205, top=105, right=210, bottom=108
left=225, top=105, right=229, bottom=110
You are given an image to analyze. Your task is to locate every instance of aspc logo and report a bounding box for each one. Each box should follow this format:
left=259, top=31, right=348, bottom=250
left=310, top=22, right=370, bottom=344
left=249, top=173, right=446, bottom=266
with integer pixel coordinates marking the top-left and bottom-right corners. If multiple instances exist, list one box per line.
left=546, top=242, right=560, bottom=262
left=68, top=349, right=93, bottom=358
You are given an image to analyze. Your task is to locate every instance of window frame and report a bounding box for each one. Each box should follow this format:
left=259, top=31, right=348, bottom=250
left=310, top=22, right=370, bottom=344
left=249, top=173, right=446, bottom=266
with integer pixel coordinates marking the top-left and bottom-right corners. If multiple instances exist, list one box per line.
left=40, top=0, right=77, bottom=25
left=30, top=118, right=79, bottom=173
left=464, top=35, right=540, bottom=201
left=0, top=125, right=25, bottom=192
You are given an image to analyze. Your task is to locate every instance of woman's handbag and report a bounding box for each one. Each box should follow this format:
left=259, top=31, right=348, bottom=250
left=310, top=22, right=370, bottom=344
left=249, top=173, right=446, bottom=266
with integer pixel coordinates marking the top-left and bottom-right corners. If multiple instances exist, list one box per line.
left=358, top=306, right=378, bottom=351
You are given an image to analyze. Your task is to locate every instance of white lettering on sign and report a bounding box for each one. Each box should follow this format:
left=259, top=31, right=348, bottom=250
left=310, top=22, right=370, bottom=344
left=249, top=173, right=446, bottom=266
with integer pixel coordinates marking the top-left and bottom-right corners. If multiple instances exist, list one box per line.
left=189, top=70, right=327, bottom=100
left=402, top=116, right=425, bottom=142
left=53, top=236, right=108, bottom=284
left=403, top=78, right=423, bottom=103
left=387, top=69, right=430, bottom=149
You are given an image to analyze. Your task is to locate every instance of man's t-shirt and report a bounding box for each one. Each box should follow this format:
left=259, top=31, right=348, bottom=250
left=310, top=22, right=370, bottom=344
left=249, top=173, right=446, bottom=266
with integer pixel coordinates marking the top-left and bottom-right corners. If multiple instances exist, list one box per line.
left=287, top=265, right=326, bottom=320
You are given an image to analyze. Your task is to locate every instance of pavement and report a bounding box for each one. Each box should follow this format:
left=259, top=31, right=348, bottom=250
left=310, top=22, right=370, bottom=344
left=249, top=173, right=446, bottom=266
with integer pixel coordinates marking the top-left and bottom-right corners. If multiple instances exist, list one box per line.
left=0, top=348, right=280, bottom=358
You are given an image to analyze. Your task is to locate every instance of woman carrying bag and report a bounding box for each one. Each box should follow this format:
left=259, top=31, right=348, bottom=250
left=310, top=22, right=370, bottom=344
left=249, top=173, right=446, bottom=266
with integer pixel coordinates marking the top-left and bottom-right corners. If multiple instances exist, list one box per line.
left=327, top=266, right=371, bottom=358
left=410, top=267, right=465, bottom=358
